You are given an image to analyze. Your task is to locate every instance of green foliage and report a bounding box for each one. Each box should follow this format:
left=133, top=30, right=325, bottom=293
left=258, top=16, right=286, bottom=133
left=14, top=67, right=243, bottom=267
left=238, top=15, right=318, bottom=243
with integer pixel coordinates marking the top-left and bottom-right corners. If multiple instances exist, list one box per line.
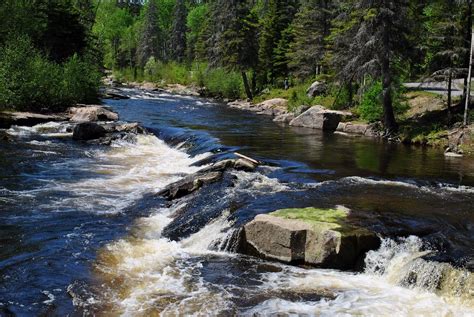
left=358, top=81, right=384, bottom=122
left=62, top=54, right=102, bottom=105
left=253, top=82, right=313, bottom=111
left=0, top=35, right=100, bottom=112
left=186, top=4, right=209, bottom=61
left=204, top=68, right=243, bottom=100
left=358, top=80, right=409, bottom=123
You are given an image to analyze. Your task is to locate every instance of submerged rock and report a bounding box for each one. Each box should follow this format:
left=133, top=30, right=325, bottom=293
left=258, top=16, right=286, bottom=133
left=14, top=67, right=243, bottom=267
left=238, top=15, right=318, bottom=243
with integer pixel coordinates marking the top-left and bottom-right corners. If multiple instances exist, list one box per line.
left=240, top=207, right=380, bottom=270
left=69, top=105, right=119, bottom=122
left=290, top=107, right=344, bottom=131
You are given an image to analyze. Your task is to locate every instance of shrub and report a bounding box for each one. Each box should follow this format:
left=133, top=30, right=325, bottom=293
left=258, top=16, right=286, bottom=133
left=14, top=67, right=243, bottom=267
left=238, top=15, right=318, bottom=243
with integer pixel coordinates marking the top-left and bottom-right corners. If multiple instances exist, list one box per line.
left=0, top=35, right=100, bottom=112
left=204, top=68, right=243, bottom=99
left=144, top=57, right=159, bottom=81
left=358, top=80, right=409, bottom=123
left=358, top=81, right=383, bottom=122
left=62, top=54, right=102, bottom=105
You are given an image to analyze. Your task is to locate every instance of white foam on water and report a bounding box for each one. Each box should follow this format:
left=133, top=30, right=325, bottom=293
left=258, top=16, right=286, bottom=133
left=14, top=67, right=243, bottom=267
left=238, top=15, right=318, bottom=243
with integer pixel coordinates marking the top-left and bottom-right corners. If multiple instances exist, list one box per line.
left=243, top=237, right=474, bottom=317
left=305, top=176, right=474, bottom=196
left=94, top=207, right=235, bottom=316
left=7, top=122, right=73, bottom=138
left=228, top=170, right=289, bottom=196
left=32, top=133, right=209, bottom=214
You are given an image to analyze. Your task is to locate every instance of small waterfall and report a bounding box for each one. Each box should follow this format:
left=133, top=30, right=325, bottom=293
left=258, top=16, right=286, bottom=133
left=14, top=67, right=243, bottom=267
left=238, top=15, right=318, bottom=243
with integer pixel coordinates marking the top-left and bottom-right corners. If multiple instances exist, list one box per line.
left=211, top=227, right=243, bottom=253
left=365, top=236, right=474, bottom=307
left=92, top=207, right=235, bottom=316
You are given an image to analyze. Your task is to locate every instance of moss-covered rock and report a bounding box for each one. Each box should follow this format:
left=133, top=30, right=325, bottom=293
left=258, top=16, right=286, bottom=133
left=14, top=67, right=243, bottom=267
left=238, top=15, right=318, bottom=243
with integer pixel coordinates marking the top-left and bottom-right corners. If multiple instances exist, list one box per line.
left=241, top=207, right=380, bottom=270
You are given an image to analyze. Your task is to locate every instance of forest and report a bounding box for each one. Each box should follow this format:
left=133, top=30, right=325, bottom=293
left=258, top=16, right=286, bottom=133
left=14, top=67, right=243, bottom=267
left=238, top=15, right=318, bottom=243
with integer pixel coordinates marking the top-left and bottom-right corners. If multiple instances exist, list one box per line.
left=0, top=0, right=473, bottom=135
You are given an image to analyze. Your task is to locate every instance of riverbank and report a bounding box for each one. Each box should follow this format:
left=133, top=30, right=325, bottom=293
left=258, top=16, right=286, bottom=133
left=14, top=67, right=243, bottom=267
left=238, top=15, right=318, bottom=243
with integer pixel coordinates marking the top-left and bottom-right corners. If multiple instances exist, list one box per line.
left=113, top=79, right=474, bottom=157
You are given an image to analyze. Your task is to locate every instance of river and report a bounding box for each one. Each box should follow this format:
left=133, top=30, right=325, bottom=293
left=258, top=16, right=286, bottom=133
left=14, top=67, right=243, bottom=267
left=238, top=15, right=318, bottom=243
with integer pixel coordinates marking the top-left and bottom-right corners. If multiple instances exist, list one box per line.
left=0, top=88, right=473, bottom=316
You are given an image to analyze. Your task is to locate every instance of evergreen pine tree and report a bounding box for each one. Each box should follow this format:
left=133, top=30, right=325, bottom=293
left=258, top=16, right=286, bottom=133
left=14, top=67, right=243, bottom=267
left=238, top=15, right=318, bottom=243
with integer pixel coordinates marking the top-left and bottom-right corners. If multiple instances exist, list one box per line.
left=257, top=0, right=298, bottom=87
left=137, top=0, right=161, bottom=66
left=287, top=0, right=335, bottom=80
left=170, top=0, right=187, bottom=62
left=425, top=0, right=467, bottom=122
left=207, top=0, right=259, bottom=98
left=331, top=0, right=412, bottom=134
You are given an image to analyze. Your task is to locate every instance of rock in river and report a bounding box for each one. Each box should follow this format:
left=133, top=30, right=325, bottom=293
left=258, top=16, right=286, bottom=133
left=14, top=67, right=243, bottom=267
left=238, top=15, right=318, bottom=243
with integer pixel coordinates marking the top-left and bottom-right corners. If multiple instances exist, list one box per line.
left=0, top=112, right=67, bottom=129
left=158, top=158, right=258, bottom=200
left=69, top=105, right=119, bottom=122
left=241, top=207, right=380, bottom=270
left=289, top=107, right=346, bottom=131
left=73, top=122, right=107, bottom=141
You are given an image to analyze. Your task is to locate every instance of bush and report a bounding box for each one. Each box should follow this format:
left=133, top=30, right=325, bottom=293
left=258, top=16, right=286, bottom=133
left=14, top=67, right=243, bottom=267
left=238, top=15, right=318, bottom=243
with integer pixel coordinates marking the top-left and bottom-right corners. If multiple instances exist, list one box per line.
left=204, top=68, right=243, bottom=99
left=358, top=80, right=409, bottom=123
left=143, top=59, right=191, bottom=85
left=358, top=81, right=383, bottom=122
left=0, top=35, right=100, bottom=112
left=62, top=54, right=102, bottom=105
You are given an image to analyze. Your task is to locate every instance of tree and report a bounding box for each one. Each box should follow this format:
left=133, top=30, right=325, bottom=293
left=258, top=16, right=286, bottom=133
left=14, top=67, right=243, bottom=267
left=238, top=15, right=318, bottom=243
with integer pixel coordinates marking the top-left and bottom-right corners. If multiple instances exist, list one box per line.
left=137, top=0, right=161, bottom=66
left=424, top=0, right=467, bottom=123
left=257, top=0, right=298, bottom=87
left=186, top=3, right=209, bottom=62
left=170, top=0, right=187, bottom=62
left=93, top=1, right=135, bottom=68
left=331, top=0, right=412, bottom=135
left=207, top=0, right=259, bottom=99
left=288, top=0, right=335, bottom=80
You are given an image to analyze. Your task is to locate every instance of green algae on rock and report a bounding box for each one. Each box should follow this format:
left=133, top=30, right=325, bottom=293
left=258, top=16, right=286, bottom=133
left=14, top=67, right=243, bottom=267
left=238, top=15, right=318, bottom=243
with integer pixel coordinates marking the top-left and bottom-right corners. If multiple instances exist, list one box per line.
left=241, top=207, right=381, bottom=270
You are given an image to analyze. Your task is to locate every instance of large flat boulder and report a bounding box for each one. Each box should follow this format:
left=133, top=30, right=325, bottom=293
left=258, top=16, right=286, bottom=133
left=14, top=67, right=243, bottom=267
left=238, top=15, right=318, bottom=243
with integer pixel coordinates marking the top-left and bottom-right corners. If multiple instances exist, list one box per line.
left=0, top=112, right=67, bottom=129
left=69, top=105, right=119, bottom=122
left=241, top=207, right=380, bottom=270
left=289, top=107, right=343, bottom=131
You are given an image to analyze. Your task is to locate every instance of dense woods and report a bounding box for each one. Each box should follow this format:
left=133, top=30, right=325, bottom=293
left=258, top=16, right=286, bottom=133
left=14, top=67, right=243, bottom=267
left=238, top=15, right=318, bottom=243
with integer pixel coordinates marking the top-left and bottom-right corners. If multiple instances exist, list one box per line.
left=0, top=0, right=473, bottom=134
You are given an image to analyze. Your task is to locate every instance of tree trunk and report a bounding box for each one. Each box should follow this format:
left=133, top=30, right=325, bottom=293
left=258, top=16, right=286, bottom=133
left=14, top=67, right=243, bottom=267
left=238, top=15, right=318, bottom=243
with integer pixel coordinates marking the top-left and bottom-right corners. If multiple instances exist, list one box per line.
left=464, top=0, right=473, bottom=102
left=348, top=80, right=353, bottom=107
left=465, top=31, right=474, bottom=126
left=251, top=70, right=257, bottom=96
left=381, top=20, right=398, bottom=135
left=448, top=71, right=453, bottom=125
left=242, top=71, right=253, bottom=100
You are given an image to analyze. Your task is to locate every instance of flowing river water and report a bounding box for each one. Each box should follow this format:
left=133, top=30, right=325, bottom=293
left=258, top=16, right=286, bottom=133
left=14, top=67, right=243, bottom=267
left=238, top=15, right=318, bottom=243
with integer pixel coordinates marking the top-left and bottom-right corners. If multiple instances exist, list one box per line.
left=0, top=89, right=474, bottom=316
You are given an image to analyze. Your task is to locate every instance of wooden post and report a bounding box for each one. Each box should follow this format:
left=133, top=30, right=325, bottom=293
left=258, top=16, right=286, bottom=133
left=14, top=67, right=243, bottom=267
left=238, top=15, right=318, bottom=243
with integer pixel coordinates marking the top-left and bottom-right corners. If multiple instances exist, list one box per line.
left=464, top=31, right=474, bottom=126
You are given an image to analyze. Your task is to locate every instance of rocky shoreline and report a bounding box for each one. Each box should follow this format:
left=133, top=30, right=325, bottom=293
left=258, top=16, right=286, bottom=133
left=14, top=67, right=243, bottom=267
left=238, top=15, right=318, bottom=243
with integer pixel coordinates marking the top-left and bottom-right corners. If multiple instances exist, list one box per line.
left=0, top=104, right=147, bottom=146
left=104, top=79, right=472, bottom=156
